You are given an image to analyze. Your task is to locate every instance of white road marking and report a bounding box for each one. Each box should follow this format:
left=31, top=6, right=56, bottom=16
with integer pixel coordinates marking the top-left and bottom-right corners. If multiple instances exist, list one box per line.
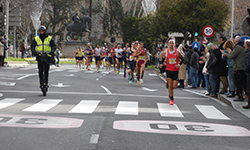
left=148, top=73, right=157, bottom=76
left=0, top=81, right=16, bottom=86
left=89, top=134, right=99, bottom=144
left=0, top=93, right=2, bottom=97
left=115, top=101, right=138, bottom=115
left=141, top=87, right=158, bottom=92
left=65, top=74, right=75, bottom=77
left=51, top=83, right=70, bottom=87
left=17, top=74, right=37, bottom=80
left=19, top=68, right=33, bottom=70
left=69, top=100, right=100, bottom=114
left=96, top=78, right=99, bottom=81
left=184, top=89, right=228, bottom=106
left=0, top=90, right=209, bottom=100
left=0, top=98, right=25, bottom=110
left=85, top=71, right=95, bottom=73
left=195, top=105, right=230, bottom=120
left=101, top=85, right=112, bottom=94
left=68, top=70, right=79, bottom=72
left=157, top=103, right=184, bottom=118
left=23, top=99, right=62, bottom=112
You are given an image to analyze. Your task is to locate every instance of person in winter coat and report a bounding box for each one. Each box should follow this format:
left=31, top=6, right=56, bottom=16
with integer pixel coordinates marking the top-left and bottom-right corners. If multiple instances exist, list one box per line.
left=190, top=47, right=199, bottom=88
left=222, top=40, right=235, bottom=97
left=242, top=40, right=250, bottom=109
left=218, top=36, right=229, bottom=94
left=224, top=36, right=246, bottom=101
left=177, top=45, right=186, bottom=88
left=206, top=43, right=220, bottom=97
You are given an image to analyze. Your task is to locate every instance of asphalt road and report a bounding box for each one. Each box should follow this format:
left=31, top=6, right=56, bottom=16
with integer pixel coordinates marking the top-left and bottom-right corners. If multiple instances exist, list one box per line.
left=0, top=65, right=250, bottom=150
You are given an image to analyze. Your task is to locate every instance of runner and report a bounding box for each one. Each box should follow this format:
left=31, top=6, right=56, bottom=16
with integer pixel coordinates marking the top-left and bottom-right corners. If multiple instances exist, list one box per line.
left=130, top=41, right=138, bottom=82
left=94, top=44, right=102, bottom=73
left=74, top=46, right=83, bottom=69
left=77, top=47, right=84, bottom=69
left=127, top=42, right=136, bottom=84
left=134, top=41, right=148, bottom=86
left=101, top=46, right=106, bottom=69
left=115, top=44, right=124, bottom=74
left=81, top=47, right=85, bottom=69
left=164, top=38, right=184, bottom=105
left=123, top=43, right=129, bottom=78
left=111, top=42, right=118, bottom=72
left=106, top=45, right=112, bottom=74
left=84, top=43, right=93, bottom=71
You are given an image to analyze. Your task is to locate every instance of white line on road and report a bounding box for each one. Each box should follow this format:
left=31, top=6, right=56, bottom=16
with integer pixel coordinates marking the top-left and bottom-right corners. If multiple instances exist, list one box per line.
left=115, top=101, right=138, bottom=115
left=101, top=85, right=112, bottom=94
left=157, top=103, right=184, bottom=118
left=0, top=98, right=25, bottom=110
left=0, top=90, right=209, bottom=100
left=23, top=99, right=62, bottom=112
left=141, top=87, right=158, bottom=92
left=69, top=100, right=100, bottom=114
left=16, top=74, right=37, bottom=80
left=89, top=134, right=99, bottom=144
left=0, top=93, right=2, bottom=97
left=195, top=105, right=230, bottom=120
left=184, top=89, right=228, bottom=106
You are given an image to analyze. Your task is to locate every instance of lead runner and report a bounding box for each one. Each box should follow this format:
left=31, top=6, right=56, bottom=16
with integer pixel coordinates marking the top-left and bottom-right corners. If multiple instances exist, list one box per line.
left=164, top=37, right=184, bottom=105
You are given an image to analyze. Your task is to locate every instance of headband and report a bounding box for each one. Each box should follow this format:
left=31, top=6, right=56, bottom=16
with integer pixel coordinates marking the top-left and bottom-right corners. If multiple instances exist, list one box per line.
left=168, top=39, right=175, bottom=44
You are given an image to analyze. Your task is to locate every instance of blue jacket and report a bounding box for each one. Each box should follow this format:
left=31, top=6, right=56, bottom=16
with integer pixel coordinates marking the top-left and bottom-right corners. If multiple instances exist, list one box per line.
left=222, top=49, right=234, bottom=68
left=245, top=48, right=250, bottom=76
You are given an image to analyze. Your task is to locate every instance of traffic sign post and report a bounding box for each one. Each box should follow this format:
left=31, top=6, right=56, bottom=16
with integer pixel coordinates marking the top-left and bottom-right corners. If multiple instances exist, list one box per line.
left=203, top=25, right=215, bottom=37
left=202, top=40, right=207, bottom=45
left=192, top=41, right=201, bottom=51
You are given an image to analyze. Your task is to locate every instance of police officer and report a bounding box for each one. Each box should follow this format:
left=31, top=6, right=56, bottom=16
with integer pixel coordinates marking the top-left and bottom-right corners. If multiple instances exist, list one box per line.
left=31, top=25, right=56, bottom=90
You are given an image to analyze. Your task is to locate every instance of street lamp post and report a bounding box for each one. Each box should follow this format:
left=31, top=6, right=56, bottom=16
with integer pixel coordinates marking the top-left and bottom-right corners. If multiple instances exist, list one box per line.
left=231, top=0, right=234, bottom=39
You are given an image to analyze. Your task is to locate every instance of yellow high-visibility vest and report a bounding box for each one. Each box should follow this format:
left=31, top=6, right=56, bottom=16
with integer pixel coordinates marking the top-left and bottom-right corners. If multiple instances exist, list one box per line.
left=35, top=35, right=52, bottom=53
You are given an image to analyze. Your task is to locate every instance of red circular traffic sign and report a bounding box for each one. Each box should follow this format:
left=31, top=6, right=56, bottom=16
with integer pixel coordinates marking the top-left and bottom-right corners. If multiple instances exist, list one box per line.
left=203, top=25, right=214, bottom=37
left=202, top=40, right=207, bottom=45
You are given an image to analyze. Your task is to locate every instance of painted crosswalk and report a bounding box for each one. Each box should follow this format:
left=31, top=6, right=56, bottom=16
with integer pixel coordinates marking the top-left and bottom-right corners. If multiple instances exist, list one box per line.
left=0, top=98, right=231, bottom=120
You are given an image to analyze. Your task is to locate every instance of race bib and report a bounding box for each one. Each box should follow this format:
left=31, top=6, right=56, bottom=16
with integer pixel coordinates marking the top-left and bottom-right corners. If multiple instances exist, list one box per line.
left=129, top=56, right=134, bottom=61
left=139, top=56, right=145, bottom=60
left=169, top=58, right=177, bottom=64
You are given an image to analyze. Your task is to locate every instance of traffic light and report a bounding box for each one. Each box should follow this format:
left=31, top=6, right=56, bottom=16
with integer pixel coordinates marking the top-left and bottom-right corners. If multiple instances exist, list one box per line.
left=0, top=15, right=6, bottom=28
left=195, top=32, right=198, bottom=37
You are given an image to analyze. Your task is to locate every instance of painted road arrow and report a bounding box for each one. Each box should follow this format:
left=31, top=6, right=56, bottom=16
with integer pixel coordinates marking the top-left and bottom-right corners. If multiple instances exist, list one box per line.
left=51, top=83, right=70, bottom=88
left=141, top=87, right=158, bottom=92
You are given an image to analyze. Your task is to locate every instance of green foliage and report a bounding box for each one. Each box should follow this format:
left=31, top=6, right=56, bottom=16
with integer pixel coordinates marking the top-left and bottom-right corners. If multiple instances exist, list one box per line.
left=95, top=38, right=111, bottom=47
left=103, top=0, right=124, bottom=36
left=44, top=0, right=78, bottom=37
left=80, top=0, right=103, bottom=15
left=158, top=0, right=229, bottom=41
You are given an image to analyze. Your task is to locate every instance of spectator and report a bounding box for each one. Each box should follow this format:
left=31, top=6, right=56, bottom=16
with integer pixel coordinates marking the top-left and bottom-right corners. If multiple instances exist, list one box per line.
left=177, top=45, right=186, bottom=88
left=222, top=40, right=235, bottom=97
left=218, top=36, right=229, bottom=94
left=20, top=39, right=26, bottom=59
left=154, top=47, right=160, bottom=68
left=243, top=40, right=250, bottom=109
left=190, top=47, right=199, bottom=88
left=185, top=45, right=193, bottom=86
left=225, top=36, right=246, bottom=101
left=197, top=49, right=205, bottom=88
left=55, top=47, right=61, bottom=67
left=206, top=43, right=220, bottom=98
left=200, top=46, right=210, bottom=96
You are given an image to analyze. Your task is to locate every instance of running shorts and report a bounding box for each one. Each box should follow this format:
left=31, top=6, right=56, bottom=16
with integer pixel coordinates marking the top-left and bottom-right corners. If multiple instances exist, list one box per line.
left=127, top=61, right=136, bottom=71
left=137, top=60, right=145, bottom=68
left=166, top=70, right=179, bottom=81
left=116, top=57, right=123, bottom=63
left=95, top=56, right=101, bottom=63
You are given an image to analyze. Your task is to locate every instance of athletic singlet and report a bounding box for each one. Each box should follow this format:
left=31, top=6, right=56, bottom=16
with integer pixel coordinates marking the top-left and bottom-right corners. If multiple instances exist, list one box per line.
left=115, top=48, right=123, bottom=58
left=107, top=49, right=112, bottom=57
left=77, top=50, right=83, bottom=57
left=138, top=48, right=146, bottom=61
left=127, top=49, right=134, bottom=62
left=166, top=48, right=180, bottom=71
left=85, top=47, right=92, bottom=57
left=95, top=48, right=101, bottom=56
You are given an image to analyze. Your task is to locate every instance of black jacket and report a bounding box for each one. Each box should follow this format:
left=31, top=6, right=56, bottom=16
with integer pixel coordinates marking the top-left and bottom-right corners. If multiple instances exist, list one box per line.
left=190, top=51, right=199, bottom=70
left=245, top=48, right=250, bottom=76
left=206, top=50, right=217, bottom=74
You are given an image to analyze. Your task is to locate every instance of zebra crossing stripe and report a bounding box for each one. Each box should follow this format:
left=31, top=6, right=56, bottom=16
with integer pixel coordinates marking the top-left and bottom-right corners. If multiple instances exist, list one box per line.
left=195, top=105, right=230, bottom=120
left=69, top=100, right=100, bottom=114
left=115, top=101, right=138, bottom=115
left=23, top=99, right=63, bottom=112
left=0, top=98, right=25, bottom=110
left=157, top=103, right=184, bottom=118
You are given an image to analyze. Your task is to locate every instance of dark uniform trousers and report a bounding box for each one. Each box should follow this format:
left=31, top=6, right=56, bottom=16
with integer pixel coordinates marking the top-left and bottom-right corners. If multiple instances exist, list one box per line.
left=37, top=54, right=50, bottom=86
